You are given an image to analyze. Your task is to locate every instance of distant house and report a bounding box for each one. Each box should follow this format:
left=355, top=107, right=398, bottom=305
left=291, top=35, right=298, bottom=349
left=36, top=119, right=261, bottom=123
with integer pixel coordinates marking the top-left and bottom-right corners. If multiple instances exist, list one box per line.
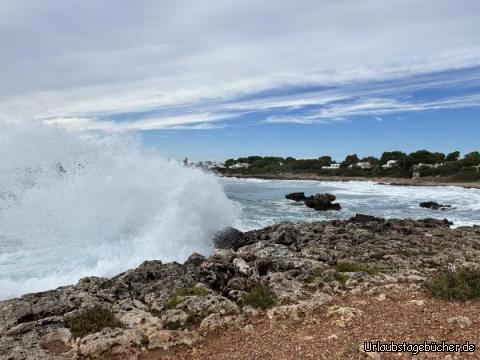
left=382, top=160, right=399, bottom=169
left=474, top=165, right=480, bottom=173
left=229, top=162, right=250, bottom=169
left=322, top=163, right=341, bottom=170
left=413, top=162, right=444, bottom=170
left=355, top=161, right=372, bottom=169
left=204, top=161, right=226, bottom=169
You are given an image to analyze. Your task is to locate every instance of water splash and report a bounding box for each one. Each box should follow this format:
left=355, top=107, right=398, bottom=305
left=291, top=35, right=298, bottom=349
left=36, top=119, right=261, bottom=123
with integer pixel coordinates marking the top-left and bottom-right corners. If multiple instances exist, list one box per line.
left=0, top=121, right=239, bottom=299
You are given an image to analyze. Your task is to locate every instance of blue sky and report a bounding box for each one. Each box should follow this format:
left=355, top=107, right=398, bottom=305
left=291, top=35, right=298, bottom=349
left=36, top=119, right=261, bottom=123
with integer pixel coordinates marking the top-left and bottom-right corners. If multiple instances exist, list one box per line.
left=1, top=0, right=479, bottom=161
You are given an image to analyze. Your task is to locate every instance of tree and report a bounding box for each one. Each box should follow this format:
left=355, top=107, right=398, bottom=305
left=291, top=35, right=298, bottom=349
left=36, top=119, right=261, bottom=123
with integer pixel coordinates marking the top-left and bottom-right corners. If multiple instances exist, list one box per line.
left=407, top=150, right=445, bottom=166
left=462, top=152, right=480, bottom=166
left=318, top=156, right=332, bottom=167
left=341, top=154, right=359, bottom=168
left=225, top=159, right=235, bottom=167
left=445, top=151, right=460, bottom=162
left=361, top=156, right=380, bottom=167
left=380, top=151, right=406, bottom=164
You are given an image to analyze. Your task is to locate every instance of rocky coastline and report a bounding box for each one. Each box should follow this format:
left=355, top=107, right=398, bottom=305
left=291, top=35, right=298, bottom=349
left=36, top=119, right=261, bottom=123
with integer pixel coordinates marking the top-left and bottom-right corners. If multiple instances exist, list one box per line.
left=220, top=173, right=480, bottom=189
left=1, top=216, right=480, bottom=359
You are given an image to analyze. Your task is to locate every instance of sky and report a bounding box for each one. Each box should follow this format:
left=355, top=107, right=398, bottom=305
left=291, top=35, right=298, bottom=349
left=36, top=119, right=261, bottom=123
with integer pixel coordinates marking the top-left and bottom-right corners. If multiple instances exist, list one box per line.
left=1, top=0, right=480, bottom=161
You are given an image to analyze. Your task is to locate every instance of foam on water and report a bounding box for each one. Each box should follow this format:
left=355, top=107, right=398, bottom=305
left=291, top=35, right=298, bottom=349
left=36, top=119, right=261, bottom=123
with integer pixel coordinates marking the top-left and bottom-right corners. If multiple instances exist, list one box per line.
left=0, top=121, right=239, bottom=299
left=221, top=177, right=480, bottom=230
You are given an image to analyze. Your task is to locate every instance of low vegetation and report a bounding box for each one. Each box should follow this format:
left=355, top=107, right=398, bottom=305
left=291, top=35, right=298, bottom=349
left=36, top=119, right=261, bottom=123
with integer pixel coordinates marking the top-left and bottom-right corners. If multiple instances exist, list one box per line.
left=307, top=268, right=349, bottom=285
left=428, top=269, right=480, bottom=300
left=243, top=284, right=277, bottom=309
left=163, top=285, right=209, bottom=310
left=220, top=150, right=480, bottom=180
left=334, top=261, right=379, bottom=276
left=65, top=307, right=123, bottom=338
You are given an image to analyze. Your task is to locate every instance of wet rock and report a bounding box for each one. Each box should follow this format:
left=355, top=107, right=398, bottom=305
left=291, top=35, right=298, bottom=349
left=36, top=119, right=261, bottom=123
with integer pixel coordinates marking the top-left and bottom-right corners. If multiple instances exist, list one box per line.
left=213, top=227, right=248, bottom=250
left=285, top=192, right=307, bottom=202
left=349, top=213, right=385, bottom=224
left=304, top=193, right=341, bottom=211
left=420, top=201, right=452, bottom=210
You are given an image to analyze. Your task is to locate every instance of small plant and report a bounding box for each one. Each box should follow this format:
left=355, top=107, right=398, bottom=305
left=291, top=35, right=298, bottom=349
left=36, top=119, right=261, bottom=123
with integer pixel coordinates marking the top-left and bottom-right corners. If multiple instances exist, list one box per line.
left=65, top=307, right=122, bottom=338
left=176, top=286, right=209, bottom=297
left=334, top=261, right=379, bottom=276
left=428, top=269, right=480, bottom=300
left=243, top=284, right=276, bottom=309
left=163, top=284, right=209, bottom=310
left=333, top=271, right=349, bottom=284
left=306, top=268, right=324, bottom=283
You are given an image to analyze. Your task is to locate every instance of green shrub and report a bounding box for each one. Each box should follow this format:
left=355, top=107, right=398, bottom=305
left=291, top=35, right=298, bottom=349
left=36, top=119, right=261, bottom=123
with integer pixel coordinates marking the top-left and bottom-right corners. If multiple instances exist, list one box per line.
left=333, top=271, right=349, bottom=284
left=309, top=268, right=348, bottom=285
left=243, top=284, right=276, bottom=309
left=334, top=261, right=379, bottom=276
left=428, top=269, right=480, bottom=300
left=65, top=307, right=122, bottom=338
left=163, top=285, right=209, bottom=310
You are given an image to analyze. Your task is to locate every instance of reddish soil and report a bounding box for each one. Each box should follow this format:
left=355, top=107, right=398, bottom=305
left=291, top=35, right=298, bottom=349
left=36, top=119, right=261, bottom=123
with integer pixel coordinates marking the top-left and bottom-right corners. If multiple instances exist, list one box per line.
left=147, top=286, right=480, bottom=360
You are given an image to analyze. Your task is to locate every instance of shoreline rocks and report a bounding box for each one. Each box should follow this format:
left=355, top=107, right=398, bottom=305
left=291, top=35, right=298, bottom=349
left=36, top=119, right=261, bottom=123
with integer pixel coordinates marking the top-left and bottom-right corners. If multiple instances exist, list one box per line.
left=286, top=192, right=341, bottom=211
left=419, top=201, right=452, bottom=210
left=1, top=215, right=479, bottom=359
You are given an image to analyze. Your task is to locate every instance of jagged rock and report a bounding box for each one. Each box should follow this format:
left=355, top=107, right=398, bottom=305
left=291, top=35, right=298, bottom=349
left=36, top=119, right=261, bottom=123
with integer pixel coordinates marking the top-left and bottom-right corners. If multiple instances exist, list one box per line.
left=327, top=306, right=363, bottom=327
left=349, top=213, right=385, bottom=224
left=2, top=217, right=480, bottom=358
left=420, top=201, right=452, bottom=210
left=213, top=227, right=248, bottom=250
left=285, top=192, right=307, bottom=202
left=304, top=193, right=341, bottom=211
left=266, top=293, right=331, bottom=320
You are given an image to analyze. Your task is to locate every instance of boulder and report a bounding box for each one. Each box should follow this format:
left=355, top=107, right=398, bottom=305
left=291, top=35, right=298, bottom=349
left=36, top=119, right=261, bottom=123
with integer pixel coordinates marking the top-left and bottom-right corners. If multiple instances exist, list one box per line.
left=213, top=227, right=247, bottom=250
left=285, top=192, right=307, bottom=202
left=304, top=193, right=341, bottom=211
left=419, top=201, right=452, bottom=210
left=349, top=214, right=385, bottom=224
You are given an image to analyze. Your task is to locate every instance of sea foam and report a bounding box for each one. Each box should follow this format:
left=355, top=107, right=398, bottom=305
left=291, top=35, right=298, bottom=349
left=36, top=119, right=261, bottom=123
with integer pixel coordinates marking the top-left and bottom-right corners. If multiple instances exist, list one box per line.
left=0, top=121, right=238, bottom=299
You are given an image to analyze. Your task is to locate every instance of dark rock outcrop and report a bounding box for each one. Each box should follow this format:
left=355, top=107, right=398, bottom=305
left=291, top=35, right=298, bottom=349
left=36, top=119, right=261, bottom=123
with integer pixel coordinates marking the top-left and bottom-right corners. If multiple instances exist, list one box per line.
left=285, top=192, right=306, bottom=202
left=304, top=193, right=341, bottom=211
left=213, top=227, right=247, bottom=250
left=420, top=201, right=452, bottom=210
left=286, top=192, right=341, bottom=211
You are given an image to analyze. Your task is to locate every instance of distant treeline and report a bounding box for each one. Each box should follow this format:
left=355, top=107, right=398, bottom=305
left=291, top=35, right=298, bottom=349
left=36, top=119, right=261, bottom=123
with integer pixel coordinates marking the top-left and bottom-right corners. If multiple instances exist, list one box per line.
left=220, top=150, right=480, bottom=181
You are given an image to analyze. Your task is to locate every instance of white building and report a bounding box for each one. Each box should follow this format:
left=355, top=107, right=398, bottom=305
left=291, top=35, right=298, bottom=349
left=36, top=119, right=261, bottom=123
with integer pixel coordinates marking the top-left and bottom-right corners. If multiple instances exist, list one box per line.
left=204, top=161, right=226, bottom=169
left=355, top=161, right=372, bottom=169
left=382, top=160, right=399, bottom=168
left=229, top=162, right=250, bottom=169
left=413, top=162, right=444, bottom=170
left=322, top=163, right=341, bottom=170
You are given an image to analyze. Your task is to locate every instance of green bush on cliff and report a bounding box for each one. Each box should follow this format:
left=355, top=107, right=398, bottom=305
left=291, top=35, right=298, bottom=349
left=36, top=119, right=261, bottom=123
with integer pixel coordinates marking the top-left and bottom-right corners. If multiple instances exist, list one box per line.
left=65, top=307, right=123, bottom=338
left=163, top=285, right=209, bottom=310
left=428, top=269, right=480, bottom=300
left=243, top=284, right=276, bottom=309
left=334, top=261, right=379, bottom=276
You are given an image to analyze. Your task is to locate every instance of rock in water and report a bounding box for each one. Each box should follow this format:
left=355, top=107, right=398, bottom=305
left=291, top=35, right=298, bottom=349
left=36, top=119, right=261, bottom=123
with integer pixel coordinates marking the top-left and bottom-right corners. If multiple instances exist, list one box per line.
left=419, top=201, right=452, bottom=210
left=285, top=192, right=307, bottom=202
left=304, top=193, right=341, bottom=211
left=213, top=227, right=246, bottom=250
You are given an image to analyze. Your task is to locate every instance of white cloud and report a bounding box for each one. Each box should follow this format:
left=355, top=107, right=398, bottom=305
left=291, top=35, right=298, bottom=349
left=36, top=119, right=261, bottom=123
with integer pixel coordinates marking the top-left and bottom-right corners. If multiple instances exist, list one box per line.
left=1, top=0, right=480, bottom=128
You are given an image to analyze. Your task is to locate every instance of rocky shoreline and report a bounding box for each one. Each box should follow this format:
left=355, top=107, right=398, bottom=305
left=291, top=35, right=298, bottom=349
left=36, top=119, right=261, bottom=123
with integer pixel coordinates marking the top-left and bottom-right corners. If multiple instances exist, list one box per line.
left=1, top=216, right=480, bottom=359
left=220, top=173, right=480, bottom=189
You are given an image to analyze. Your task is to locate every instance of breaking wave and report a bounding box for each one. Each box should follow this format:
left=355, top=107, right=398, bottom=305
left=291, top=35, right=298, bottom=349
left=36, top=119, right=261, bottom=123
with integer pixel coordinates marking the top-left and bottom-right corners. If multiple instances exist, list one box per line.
left=0, top=121, right=238, bottom=299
